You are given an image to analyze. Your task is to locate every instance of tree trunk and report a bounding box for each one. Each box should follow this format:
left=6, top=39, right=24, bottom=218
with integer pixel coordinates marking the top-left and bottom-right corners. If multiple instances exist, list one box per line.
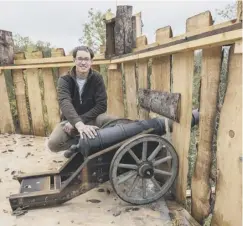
left=0, top=29, right=14, bottom=65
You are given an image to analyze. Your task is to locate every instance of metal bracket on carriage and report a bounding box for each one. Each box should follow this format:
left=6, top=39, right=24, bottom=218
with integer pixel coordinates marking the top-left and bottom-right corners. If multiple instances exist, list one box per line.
left=138, top=88, right=199, bottom=132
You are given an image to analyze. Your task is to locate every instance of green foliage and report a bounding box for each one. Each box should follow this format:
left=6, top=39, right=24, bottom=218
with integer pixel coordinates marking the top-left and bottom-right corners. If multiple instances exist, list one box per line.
left=79, top=8, right=109, bottom=53
left=13, top=33, right=53, bottom=57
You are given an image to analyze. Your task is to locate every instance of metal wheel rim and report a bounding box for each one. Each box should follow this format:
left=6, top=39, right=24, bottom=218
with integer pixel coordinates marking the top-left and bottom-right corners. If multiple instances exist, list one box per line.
left=109, top=134, right=178, bottom=205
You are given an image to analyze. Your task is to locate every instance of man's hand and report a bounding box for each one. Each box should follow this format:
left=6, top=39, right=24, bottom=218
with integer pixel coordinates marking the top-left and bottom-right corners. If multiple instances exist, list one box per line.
left=75, top=121, right=99, bottom=139
left=63, top=122, right=74, bottom=134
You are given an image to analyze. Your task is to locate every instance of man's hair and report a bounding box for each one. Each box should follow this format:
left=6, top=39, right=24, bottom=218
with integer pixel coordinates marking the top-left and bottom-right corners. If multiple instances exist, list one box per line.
left=72, top=46, right=94, bottom=59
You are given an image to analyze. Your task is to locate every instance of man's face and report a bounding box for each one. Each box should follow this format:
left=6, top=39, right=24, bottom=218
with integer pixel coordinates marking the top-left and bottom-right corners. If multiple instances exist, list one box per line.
left=74, top=50, right=92, bottom=74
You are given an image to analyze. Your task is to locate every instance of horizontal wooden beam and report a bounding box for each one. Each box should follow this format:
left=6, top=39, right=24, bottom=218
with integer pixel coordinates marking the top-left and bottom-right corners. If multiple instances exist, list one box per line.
left=14, top=54, right=105, bottom=65
left=111, top=23, right=242, bottom=63
left=0, top=60, right=110, bottom=70
left=0, top=22, right=241, bottom=71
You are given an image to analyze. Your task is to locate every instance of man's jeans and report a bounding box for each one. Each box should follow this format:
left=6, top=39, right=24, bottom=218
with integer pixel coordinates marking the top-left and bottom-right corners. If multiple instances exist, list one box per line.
left=47, top=113, right=118, bottom=152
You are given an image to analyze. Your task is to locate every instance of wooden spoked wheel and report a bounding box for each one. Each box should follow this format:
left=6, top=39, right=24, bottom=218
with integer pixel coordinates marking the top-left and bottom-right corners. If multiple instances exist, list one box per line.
left=109, top=134, right=178, bottom=205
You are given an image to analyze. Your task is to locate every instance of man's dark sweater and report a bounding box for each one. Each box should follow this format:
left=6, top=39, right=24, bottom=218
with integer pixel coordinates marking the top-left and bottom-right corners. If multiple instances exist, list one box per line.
left=57, top=66, right=107, bottom=126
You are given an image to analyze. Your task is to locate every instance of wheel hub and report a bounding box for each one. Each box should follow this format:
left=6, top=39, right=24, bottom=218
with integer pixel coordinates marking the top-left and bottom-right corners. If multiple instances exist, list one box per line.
left=138, top=163, right=154, bottom=178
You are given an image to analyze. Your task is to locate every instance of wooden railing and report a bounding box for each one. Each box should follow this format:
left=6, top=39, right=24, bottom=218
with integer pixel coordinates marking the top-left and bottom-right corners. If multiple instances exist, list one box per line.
left=0, top=9, right=242, bottom=226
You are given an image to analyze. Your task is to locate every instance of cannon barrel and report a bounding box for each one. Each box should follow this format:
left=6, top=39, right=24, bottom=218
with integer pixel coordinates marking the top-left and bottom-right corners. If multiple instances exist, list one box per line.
left=65, top=109, right=200, bottom=158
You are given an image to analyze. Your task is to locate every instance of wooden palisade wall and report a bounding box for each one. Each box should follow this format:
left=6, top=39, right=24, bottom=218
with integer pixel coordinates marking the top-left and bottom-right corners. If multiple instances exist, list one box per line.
left=0, top=7, right=242, bottom=226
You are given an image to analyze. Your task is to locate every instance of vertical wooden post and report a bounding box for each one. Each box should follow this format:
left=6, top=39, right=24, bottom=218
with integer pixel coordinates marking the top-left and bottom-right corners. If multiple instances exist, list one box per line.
left=0, top=29, right=14, bottom=65
left=211, top=45, right=242, bottom=226
left=123, top=61, right=138, bottom=120
left=12, top=53, right=31, bottom=134
left=237, top=0, right=242, bottom=22
left=24, top=51, right=45, bottom=136
left=190, top=11, right=222, bottom=223
left=136, top=36, right=149, bottom=120
left=150, top=26, right=172, bottom=119
left=0, top=70, right=15, bottom=133
left=51, top=48, right=71, bottom=76
left=107, top=64, right=125, bottom=117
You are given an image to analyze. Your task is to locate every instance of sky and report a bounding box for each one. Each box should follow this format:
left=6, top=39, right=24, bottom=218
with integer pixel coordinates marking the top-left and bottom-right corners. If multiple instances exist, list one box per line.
left=0, top=0, right=235, bottom=53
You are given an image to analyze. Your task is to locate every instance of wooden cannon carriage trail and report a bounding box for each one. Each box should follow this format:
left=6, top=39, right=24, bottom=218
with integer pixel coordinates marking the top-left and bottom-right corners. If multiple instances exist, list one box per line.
left=0, top=3, right=242, bottom=226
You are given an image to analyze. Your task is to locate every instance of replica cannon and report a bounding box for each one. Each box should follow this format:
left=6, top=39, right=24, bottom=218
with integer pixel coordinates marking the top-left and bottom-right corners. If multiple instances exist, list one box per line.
left=8, top=89, right=199, bottom=211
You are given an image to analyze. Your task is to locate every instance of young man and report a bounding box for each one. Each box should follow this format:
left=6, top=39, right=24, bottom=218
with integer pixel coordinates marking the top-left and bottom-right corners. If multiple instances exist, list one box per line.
left=47, top=46, right=116, bottom=152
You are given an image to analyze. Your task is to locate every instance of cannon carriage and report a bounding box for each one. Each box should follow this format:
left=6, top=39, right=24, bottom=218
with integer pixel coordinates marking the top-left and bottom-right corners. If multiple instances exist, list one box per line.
left=8, top=90, right=199, bottom=211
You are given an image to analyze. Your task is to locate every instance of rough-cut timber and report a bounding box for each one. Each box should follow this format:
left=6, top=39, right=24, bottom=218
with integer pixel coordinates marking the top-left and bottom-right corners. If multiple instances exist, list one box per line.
left=123, top=61, right=138, bottom=120
left=25, top=51, right=45, bottom=136
left=138, top=89, right=180, bottom=122
left=12, top=52, right=31, bottom=134
left=0, top=70, right=15, bottom=133
left=51, top=48, right=70, bottom=76
left=190, top=13, right=221, bottom=225
left=104, top=18, right=115, bottom=58
left=0, top=29, right=14, bottom=65
left=150, top=26, right=172, bottom=120
left=114, top=5, right=133, bottom=55
left=171, top=51, right=194, bottom=204
left=211, top=46, right=242, bottom=226
left=188, top=11, right=221, bottom=223
left=136, top=35, right=149, bottom=120
left=107, top=64, right=125, bottom=117
left=191, top=46, right=221, bottom=223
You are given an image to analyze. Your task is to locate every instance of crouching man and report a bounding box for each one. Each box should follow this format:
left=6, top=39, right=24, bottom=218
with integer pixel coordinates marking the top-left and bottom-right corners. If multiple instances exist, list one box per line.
left=47, top=46, right=117, bottom=152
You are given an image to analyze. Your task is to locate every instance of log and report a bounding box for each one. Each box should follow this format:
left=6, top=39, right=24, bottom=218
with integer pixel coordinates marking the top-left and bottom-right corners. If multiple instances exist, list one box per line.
left=104, top=19, right=115, bottom=58
left=0, top=29, right=14, bottom=65
left=138, top=89, right=181, bottom=122
left=114, top=5, right=133, bottom=55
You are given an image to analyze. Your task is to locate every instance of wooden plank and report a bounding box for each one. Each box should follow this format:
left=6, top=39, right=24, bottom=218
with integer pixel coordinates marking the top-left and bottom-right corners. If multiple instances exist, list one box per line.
left=171, top=51, right=194, bottom=203
left=42, top=68, right=60, bottom=134
left=107, top=64, right=125, bottom=117
left=237, top=0, right=242, bottom=22
left=110, top=25, right=241, bottom=64
left=136, top=35, right=149, bottom=120
left=25, top=51, right=45, bottom=136
left=0, top=29, right=14, bottom=65
left=12, top=69, right=31, bottom=134
left=14, top=54, right=105, bottom=65
left=51, top=48, right=71, bottom=76
left=0, top=70, right=15, bottom=133
left=114, top=5, right=133, bottom=55
left=150, top=26, right=172, bottom=119
left=211, top=46, right=242, bottom=226
left=138, top=89, right=180, bottom=121
left=191, top=47, right=221, bottom=223
left=123, top=61, right=138, bottom=119
left=190, top=11, right=222, bottom=223
left=92, top=64, right=100, bottom=72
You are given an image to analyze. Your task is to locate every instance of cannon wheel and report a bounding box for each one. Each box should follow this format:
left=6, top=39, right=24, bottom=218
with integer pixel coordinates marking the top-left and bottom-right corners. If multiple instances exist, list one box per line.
left=109, top=134, right=178, bottom=205
left=101, top=118, right=134, bottom=129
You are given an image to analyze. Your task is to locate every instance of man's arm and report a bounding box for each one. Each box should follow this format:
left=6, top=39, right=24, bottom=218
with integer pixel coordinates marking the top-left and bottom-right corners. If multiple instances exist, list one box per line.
left=79, top=75, right=107, bottom=124
left=57, top=77, right=82, bottom=127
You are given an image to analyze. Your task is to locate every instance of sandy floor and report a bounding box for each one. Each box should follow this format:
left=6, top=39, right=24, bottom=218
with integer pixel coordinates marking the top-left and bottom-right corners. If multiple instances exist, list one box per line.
left=0, top=133, right=172, bottom=226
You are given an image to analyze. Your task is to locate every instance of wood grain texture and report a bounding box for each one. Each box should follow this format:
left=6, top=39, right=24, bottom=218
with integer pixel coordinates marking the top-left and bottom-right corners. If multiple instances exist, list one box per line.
left=12, top=69, right=31, bottom=134
left=0, top=29, right=14, bottom=65
left=0, top=70, right=15, bottom=133
left=171, top=51, right=194, bottom=203
left=136, top=35, right=149, bottom=120
left=42, top=68, right=60, bottom=134
left=150, top=26, right=172, bottom=119
left=107, top=65, right=125, bottom=117
left=138, top=89, right=180, bottom=121
left=191, top=47, right=221, bottom=223
left=211, top=46, right=242, bottom=226
left=114, top=5, right=133, bottom=55
left=25, top=68, right=45, bottom=136
left=123, top=62, right=138, bottom=120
